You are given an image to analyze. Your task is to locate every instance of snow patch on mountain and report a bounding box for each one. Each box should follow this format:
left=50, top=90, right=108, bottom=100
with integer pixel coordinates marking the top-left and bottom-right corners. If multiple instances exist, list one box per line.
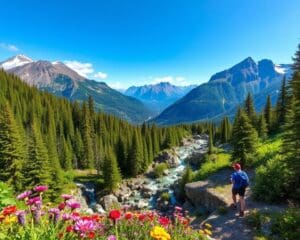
left=0, top=55, right=33, bottom=70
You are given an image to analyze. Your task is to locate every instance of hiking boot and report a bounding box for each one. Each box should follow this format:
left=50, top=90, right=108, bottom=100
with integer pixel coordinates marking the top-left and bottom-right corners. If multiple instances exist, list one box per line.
left=239, top=211, right=244, bottom=217
left=230, top=203, right=237, bottom=209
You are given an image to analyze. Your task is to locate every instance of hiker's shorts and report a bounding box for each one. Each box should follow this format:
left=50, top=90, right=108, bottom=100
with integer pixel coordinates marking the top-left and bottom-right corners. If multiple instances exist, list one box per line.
left=232, top=187, right=246, bottom=197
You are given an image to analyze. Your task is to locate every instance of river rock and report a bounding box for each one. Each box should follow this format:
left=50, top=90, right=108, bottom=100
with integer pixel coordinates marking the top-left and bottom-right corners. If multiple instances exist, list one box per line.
left=155, top=150, right=180, bottom=168
left=137, top=199, right=149, bottom=209
left=92, top=204, right=106, bottom=214
left=99, top=194, right=120, bottom=210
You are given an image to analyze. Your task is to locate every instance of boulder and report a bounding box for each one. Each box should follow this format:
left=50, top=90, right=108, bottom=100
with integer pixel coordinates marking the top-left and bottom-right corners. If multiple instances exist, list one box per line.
left=93, top=204, right=106, bottom=214
left=99, top=194, right=120, bottom=210
left=185, top=181, right=228, bottom=212
left=155, top=150, right=180, bottom=168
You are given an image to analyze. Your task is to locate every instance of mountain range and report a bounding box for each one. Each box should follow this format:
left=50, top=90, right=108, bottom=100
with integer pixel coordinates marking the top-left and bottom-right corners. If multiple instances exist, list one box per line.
left=124, top=82, right=197, bottom=114
left=0, top=55, right=152, bottom=123
left=152, top=57, right=292, bottom=125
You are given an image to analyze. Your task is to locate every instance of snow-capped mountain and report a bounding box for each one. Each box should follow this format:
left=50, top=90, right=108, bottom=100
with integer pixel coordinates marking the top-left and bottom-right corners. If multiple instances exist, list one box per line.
left=0, top=55, right=152, bottom=123
left=152, top=57, right=292, bottom=125
left=0, top=54, right=33, bottom=70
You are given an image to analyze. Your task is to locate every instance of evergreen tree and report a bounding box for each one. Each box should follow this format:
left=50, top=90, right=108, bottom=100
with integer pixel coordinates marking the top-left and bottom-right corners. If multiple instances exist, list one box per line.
left=264, top=95, right=273, bottom=133
left=244, top=93, right=257, bottom=127
left=257, top=114, right=267, bottom=140
left=115, top=136, right=127, bottom=176
left=282, top=44, right=300, bottom=198
left=128, top=131, right=143, bottom=176
left=103, top=148, right=121, bottom=192
left=208, top=126, right=214, bottom=154
left=276, top=77, right=288, bottom=128
left=0, top=102, right=25, bottom=191
left=81, top=102, right=94, bottom=169
left=220, top=116, right=231, bottom=143
left=25, top=118, right=52, bottom=188
left=231, top=108, right=258, bottom=167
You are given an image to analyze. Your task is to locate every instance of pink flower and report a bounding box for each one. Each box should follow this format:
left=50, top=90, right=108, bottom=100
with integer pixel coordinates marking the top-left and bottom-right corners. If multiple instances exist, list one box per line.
left=61, top=194, right=73, bottom=201
left=62, top=213, right=71, bottom=221
left=107, top=235, right=117, bottom=240
left=34, top=185, right=48, bottom=192
left=74, top=219, right=96, bottom=234
left=175, top=206, right=183, bottom=212
left=66, top=200, right=81, bottom=210
left=17, top=190, right=32, bottom=200
left=27, top=196, right=41, bottom=206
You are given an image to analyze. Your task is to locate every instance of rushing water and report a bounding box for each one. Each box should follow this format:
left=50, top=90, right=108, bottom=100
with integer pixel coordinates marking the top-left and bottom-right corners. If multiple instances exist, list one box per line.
left=78, top=136, right=208, bottom=211
left=126, top=137, right=208, bottom=209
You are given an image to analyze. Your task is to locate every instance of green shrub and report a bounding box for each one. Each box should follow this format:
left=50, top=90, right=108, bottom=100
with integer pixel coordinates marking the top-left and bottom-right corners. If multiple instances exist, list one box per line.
left=160, top=192, right=170, bottom=201
left=253, top=155, right=293, bottom=202
left=271, top=208, right=300, bottom=240
left=194, top=152, right=231, bottom=181
left=153, top=163, right=168, bottom=178
left=246, top=209, right=263, bottom=230
left=0, top=182, right=16, bottom=210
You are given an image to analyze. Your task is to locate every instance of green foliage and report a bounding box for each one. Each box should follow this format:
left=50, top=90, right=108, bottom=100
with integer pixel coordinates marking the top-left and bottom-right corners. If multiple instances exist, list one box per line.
left=153, top=163, right=168, bottom=178
left=253, top=155, right=293, bottom=202
left=0, top=70, right=189, bottom=197
left=160, top=191, right=170, bottom=201
left=244, top=93, right=258, bottom=128
left=194, top=151, right=231, bottom=181
left=271, top=208, right=300, bottom=240
left=264, top=95, right=273, bottom=134
left=257, top=114, right=267, bottom=140
left=179, top=166, right=194, bottom=197
left=231, top=108, right=258, bottom=167
left=217, top=206, right=228, bottom=215
left=0, top=182, right=15, bottom=210
left=103, top=148, right=121, bottom=192
left=208, top=126, right=214, bottom=154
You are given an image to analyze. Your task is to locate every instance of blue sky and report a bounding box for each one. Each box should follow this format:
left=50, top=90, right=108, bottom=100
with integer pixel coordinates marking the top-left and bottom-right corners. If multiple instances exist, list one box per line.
left=0, top=0, right=300, bottom=89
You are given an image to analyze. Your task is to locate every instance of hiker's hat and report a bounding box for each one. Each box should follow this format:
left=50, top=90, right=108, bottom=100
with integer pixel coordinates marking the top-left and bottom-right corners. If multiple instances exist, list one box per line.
left=232, top=163, right=241, bottom=170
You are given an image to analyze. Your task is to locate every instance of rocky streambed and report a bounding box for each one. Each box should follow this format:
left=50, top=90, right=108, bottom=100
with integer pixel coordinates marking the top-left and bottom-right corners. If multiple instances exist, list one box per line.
left=76, top=134, right=209, bottom=213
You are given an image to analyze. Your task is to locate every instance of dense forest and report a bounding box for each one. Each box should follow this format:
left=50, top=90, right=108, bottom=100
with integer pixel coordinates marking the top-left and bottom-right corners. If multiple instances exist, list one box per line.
left=0, top=70, right=191, bottom=199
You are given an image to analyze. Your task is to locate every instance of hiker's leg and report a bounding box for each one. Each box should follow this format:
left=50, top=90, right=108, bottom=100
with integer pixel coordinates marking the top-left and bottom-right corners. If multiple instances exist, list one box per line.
left=232, top=194, right=237, bottom=204
left=240, top=196, right=245, bottom=211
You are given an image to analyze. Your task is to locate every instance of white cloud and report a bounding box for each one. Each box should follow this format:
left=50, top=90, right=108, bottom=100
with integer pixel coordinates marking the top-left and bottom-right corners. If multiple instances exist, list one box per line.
left=0, top=42, right=19, bottom=52
left=64, top=60, right=94, bottom=78
left=64, top=60, right=108, bottom=80
left=94, top=71, right=108, bottom=79
left=108, top=82, right=125, bottom=90
left=151, top=76, right=190, bottom=86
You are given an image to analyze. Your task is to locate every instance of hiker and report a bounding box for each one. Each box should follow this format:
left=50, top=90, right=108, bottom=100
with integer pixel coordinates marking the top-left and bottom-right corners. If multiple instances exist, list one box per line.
left=230, top=163, right=249, bottom=217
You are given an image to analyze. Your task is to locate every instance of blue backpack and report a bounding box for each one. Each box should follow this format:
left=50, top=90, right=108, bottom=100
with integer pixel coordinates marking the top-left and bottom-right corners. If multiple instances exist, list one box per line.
left=237, top=171, right=249, bottom=188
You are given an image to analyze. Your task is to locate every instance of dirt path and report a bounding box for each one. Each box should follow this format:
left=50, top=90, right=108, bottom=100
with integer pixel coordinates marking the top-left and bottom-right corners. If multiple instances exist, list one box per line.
left=191, top=169, right=286, bottom=240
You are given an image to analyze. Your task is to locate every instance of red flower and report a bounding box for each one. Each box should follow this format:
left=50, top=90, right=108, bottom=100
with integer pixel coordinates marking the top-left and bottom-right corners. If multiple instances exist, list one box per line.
left=88, top=232, right=96, bottom=239
left=108, top=210, right=121, bottom=222
left=66, top=225, right=73, bottom=232
left=138, top=213, right=146, bottom=221
left=91, top=214, right=101, bottom=222
left=2, top=205, right=17, bottom=216
left=159, top=216, right=170, bottom=226
left=125, top=212, right=133, bottom=220
left=58, top=203, right=66, bottom=211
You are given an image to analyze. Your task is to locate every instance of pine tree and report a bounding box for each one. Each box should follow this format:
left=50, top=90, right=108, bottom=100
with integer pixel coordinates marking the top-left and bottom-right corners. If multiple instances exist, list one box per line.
left=61, top=136, right=73, bottom=170
left=264, top=95, right=273, bottom=134
left=208, top=126, right=214, bottom=154
left=0, top=102, right=25, bottom=191
left=220, top=116, right=231, bottom=143
left=25, top=118, right=52, bottom=188
left=128, top=131, right=143, bottom=176
left=103, top=148, right=121, bottom=192
left=231, top=108, right=258, bottom=167
left=115, top=136, right=127, bottom=176
left=257, top=114, right=267, bottom=140
left=282, top=44, right=300, bottom=197
left=276, top=77, right=288, bottom=128
left=81, top=102, right=94, bottom=169
left=244, top=93, right=257, bottom=127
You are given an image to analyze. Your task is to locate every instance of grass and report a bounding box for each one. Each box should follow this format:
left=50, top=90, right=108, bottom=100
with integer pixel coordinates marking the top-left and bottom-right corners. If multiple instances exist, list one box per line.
left=253, top=135, right=282, bottom=167
left=193, top=149, right=231, bottom=181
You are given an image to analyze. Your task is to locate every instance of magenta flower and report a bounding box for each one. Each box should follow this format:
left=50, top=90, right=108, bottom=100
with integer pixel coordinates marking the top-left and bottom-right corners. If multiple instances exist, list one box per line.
left=66, top=200, right=81, bottom=210
left=107, top=235, right=117, bottom=240
left=62, top=213, right=71, bottom=221
left=61, top=194, right=73, bottom=201
left=34, top=185, right=48, bottom=192
left=175, top=206, right=183, bottom=212
left=27, top=196, right=41, bottom=206
left=74, top=219, right=96, bottom=235
left=17, top=190, right=32, bottom=200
